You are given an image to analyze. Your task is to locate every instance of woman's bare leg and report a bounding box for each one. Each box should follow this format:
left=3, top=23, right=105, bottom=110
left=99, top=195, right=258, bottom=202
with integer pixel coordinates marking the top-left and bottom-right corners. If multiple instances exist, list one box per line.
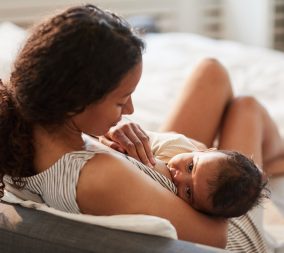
left=263, top=143, right=284, bottom=177
left=160, top=58, right=233, bottom=147
left=218, top=96, right=284, bottom=176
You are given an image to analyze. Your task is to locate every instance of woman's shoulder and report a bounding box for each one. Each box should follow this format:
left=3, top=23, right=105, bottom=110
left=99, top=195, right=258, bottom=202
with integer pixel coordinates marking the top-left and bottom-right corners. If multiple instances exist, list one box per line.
left=76, top=151, right=143, bottom=213
left=20, top=150, right=100, bottom=196
left=13, top=150, right=99, bottom=213
left=76, top=151, right=227, bottom=247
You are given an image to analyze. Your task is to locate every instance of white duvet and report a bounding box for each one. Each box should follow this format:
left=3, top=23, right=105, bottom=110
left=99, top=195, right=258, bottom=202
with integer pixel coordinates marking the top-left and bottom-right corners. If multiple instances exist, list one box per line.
left=131, top=33, right=284, bottom=137
left=1, top=22, right=284, bottom=252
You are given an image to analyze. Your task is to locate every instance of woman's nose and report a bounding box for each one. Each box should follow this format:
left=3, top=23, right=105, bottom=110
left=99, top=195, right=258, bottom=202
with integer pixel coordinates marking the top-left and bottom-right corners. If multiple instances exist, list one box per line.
left=122, top=97, right=134, bottom=115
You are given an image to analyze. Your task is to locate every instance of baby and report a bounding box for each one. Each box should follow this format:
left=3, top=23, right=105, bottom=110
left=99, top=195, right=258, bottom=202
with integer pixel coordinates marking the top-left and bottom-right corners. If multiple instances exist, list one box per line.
left=147, top=131, right=268, bottom=218
left=94, top=130, right=268, bottom=218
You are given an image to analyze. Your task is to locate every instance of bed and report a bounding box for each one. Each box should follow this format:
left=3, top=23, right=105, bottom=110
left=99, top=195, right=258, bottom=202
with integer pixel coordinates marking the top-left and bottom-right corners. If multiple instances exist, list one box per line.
left=131, top=32, right=284, bottom=136
left=1, top=21, right=284, bottom=253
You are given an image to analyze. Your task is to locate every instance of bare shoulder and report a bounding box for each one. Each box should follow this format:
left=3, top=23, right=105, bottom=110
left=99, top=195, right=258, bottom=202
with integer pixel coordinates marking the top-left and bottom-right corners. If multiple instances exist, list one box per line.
left=76, top=152, right=227, bottom=248
left=76, top=152, right=168, bottom=215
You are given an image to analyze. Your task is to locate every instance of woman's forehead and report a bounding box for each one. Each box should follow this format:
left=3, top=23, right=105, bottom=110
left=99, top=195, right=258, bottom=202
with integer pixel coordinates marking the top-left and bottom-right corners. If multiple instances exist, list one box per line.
left=109, top=62, right=142, bottom=97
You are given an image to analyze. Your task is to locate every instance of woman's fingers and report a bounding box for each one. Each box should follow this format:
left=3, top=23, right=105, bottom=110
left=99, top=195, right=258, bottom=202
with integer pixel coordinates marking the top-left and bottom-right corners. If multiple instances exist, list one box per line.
left=98, top=135, right=126, bottom=153
left=106, top=122, right=155, bottom=167
left=123, top=126, right=154, bottom=167
left=132, top=125, right=156, bottom=165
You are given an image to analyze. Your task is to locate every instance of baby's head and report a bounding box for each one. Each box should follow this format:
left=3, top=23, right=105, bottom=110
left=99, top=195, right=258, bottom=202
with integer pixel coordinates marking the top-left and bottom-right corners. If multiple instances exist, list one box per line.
left=167, top=150, right=268, bottom=218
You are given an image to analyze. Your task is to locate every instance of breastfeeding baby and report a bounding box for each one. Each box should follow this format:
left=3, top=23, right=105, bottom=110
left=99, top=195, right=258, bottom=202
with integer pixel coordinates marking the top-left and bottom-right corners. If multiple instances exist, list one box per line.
left=145, top=131, right=267, bottom=218
left=88, top=130, right=267, bottom=218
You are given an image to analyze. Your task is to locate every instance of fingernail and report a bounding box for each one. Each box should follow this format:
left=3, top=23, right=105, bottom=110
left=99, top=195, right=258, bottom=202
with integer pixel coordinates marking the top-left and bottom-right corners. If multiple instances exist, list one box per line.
left=150, top=157, right=156, bottom=165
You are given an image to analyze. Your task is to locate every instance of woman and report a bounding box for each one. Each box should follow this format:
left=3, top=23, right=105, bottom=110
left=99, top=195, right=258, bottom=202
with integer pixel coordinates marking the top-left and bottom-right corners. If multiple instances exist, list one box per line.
left=0, top=4, right=283, bottom=252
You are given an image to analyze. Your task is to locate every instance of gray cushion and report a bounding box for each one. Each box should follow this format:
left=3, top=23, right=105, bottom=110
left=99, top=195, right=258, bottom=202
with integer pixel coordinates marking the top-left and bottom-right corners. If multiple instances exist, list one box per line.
left=0, top=202, right=228, bottom=253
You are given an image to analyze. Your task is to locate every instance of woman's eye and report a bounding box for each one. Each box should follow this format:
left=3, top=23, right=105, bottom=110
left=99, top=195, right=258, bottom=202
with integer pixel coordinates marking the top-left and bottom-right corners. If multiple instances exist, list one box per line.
left=185, top=186, right=192, bottom=199
left=187, top=161, right=194, bottom=172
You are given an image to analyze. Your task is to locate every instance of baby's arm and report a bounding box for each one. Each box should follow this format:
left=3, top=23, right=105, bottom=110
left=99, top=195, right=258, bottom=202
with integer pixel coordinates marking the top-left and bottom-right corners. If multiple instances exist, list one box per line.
left=147, top=131, right=207, bottom=162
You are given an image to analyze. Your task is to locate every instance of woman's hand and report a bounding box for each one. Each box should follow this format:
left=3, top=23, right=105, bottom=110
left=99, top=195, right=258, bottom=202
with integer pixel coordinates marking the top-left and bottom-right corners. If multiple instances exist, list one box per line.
left=99, top=120, right=156, bottom=167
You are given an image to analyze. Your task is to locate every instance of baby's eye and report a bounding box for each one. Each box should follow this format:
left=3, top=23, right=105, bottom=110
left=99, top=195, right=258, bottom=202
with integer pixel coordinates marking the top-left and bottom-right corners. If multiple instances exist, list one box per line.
left=187, top=161, right=194, bottom=172
left=185, top=186, right=192, bottom=200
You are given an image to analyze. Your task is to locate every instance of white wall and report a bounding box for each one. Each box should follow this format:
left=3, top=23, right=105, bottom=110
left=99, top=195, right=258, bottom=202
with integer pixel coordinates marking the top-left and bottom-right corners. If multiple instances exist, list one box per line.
left=0, top=0, right=178, bottom=31
left=0, top=0, right=277, bottom=48
left=223, top=0, right=274, bottom=48
left=176, top=0, right=203, bottom=33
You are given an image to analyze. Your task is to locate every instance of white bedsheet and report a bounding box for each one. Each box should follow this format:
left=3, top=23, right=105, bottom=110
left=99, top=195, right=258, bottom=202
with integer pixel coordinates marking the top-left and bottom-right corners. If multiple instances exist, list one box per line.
left=1, top=23, right=283, bottom=134
left=131, top=33, right=284, bottom=137
left=1, top=22, right=284, bottom=252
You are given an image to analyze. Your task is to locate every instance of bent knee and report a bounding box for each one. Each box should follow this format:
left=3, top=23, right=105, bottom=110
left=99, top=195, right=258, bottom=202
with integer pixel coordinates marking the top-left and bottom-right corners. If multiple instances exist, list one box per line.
left=194, top=58, right=232, bottom=95
left=230, top=96, right=262, bottom=115
left=198, top=58, right=225, bottom=74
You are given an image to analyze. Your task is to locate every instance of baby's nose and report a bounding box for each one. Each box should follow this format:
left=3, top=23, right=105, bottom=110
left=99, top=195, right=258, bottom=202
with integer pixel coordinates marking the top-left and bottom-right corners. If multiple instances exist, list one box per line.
left=169, top=168, right=186, bottom=185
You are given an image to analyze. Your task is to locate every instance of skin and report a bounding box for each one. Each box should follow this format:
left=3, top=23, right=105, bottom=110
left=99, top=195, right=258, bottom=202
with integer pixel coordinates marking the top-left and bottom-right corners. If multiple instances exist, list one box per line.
left=100, top=58, right=284, bottom=248
left=167, top=151, right=225, bottom=213
left=71, top=63, right=141, bottom=137
left=33, top=62, right=142, bottom=172
left=151, top=151, right=224, bottom=214
left=159, top=59, right=284, bottom=175
left=99, top=120, right=156, bottom=168
left=100, top=59, right=284, bottom=177
left=34, top=60, right=228, bottom=248
left=35, top=58, right=284, bottom=248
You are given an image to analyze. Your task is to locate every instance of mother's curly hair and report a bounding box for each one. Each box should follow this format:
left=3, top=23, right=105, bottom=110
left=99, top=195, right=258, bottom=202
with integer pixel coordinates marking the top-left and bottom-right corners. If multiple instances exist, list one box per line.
left=0, top=4, right=144, bottom=197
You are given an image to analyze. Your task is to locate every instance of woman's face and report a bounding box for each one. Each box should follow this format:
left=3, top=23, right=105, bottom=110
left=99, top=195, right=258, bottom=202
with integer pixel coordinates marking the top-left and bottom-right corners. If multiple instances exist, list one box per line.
left=167, top=151, right=226, bottom=213
left=72, top=61, right=142, bottom=136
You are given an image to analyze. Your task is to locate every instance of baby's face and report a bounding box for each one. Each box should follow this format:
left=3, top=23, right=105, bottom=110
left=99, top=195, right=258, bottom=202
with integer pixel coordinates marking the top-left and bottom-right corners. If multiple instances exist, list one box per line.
left=167, top=151, right=227, bottom=213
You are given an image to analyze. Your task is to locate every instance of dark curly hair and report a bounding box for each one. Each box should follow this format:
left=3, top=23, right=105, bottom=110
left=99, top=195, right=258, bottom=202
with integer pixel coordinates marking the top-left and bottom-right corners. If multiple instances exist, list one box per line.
left=206, top=150, right=269, bottom=218
left=0, top=4, right=144, bottom=197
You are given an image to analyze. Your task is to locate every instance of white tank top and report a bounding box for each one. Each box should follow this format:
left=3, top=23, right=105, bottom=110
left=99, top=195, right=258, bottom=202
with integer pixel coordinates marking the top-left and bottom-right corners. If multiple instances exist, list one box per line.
left=5, top=144, right=177, bottom=213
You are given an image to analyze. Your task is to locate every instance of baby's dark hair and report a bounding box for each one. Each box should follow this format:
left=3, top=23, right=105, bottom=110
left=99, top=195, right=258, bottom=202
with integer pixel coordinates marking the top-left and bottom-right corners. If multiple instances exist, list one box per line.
left=207, top=150, right=269, bottom=218
left=0, top=4, right=144, bottom=197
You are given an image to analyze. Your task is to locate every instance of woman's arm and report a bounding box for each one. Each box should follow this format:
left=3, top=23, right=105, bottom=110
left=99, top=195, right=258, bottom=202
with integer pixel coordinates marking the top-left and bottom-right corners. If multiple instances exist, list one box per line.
left=76, top=153, right=228, bottom=248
